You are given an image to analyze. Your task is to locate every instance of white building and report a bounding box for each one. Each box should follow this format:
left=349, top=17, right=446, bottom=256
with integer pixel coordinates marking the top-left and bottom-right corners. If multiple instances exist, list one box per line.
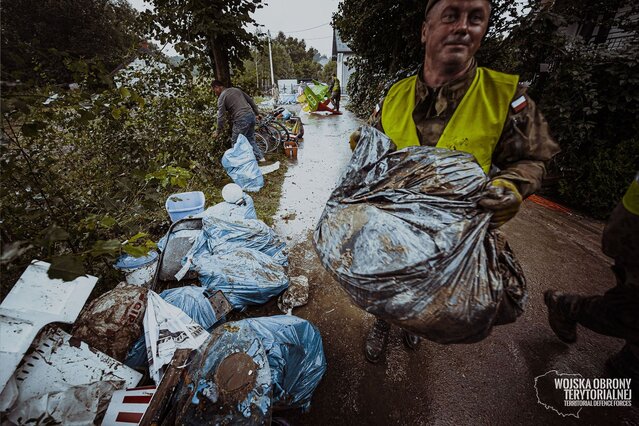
left=331, top=29, right=355, bottom=96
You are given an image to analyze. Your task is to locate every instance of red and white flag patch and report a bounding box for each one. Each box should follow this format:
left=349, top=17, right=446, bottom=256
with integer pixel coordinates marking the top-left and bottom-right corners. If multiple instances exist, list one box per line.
left=511, top=95, right=528, bottom=113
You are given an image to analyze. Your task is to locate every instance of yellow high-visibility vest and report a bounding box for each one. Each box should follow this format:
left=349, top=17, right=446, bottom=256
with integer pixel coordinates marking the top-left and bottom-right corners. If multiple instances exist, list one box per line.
left=381, top=67, right=519, bottom=173
left=623, top=173, right=639, bottom=216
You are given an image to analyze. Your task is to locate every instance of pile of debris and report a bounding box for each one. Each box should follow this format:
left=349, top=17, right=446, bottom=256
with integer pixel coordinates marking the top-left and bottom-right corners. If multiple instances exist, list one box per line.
left=0, top=182, right=325, bottom=425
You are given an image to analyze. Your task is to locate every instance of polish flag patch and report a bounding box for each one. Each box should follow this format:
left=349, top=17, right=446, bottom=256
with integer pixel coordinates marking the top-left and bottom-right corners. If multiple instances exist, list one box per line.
left=511, top=95, right=528, bottom=113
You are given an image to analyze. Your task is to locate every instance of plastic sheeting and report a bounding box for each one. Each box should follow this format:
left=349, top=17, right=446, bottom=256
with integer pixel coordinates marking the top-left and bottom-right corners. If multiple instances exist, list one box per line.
left=4, top=381, right=122, bottom=426
left=159, top=286, right=219, bottom=330
left=125, top=287, right=220, bottom=370
left=198, top=193, right=257, bottom=221
left=222, top=134, right=264, bottom=192
left=180, top=216, right=289, bottom=310
left=314, top=126, right=527, bottom=344
left=168, top=322, right=272, bottom=425
left=72, top=283, right=147, bottom=361
left=144, top=291, right=209, bottom=383
left=242, top=316, right=326, bottom=411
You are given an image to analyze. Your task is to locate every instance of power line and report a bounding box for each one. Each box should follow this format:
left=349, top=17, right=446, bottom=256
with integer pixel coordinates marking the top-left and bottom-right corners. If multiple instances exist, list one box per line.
left=281, top=22, right=330, bottom=33
left=304, top=35, right=333, bottom=40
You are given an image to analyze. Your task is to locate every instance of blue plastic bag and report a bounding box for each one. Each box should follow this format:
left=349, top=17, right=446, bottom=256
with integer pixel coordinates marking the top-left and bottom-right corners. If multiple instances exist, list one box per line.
left=201, top=193, right=257, bottom=221
left=181, top=216, right=289, bottom=310
left=194, top=249, right=289, bottom=309
left=124, top=336, right=147, bottom=370
left=281, top=109, right=292, bottom=120
left=241, top=316, right=327, bottom=411
left=159, top=286, right=219, bottom=330
left=221, top=134, right=264, bottom=192
left=194, top=216, right=287, bottom=267
left=167, top=321, right=272, bottom=424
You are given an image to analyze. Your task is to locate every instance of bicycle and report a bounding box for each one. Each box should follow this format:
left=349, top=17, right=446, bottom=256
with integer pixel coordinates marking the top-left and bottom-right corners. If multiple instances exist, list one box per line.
left=256, top=133, right=269, bottom=155
left=257, top=108, right=289, bottom=153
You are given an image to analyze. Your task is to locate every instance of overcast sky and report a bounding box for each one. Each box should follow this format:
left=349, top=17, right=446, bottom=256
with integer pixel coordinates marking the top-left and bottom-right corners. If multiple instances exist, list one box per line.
left=128, top=0, right=341, bottom=58
left=252, top=0, right=340, bottom=57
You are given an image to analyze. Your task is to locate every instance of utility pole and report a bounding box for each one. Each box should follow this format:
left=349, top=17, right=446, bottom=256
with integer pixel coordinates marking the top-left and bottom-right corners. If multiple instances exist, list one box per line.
left=254, top=49, right=259, bottom=89
left=267, top=30, right=275, bottom=98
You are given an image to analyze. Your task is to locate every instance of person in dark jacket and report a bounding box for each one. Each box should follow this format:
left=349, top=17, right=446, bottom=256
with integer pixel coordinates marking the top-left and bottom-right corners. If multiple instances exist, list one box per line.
left=212, top=81, right=265, bottom=162
left=545, top=172, right=639, bottom=387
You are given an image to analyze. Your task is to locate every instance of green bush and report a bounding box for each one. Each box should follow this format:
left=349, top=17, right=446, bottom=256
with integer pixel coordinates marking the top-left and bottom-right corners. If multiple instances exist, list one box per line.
left=0, top=60, right=230, bottom=293
left=530, top=39, right=639, bottom=218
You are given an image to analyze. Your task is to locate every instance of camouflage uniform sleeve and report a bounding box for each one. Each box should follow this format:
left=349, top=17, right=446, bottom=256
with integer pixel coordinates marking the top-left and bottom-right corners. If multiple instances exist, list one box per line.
left=491, top=87, right=561, bottom=199
left=369, top=98, right=385, bottom=132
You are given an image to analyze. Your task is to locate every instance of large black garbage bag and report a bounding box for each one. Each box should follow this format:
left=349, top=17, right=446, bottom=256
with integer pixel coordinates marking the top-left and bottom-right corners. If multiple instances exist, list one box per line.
left=313, top=126, right=526, bottom=344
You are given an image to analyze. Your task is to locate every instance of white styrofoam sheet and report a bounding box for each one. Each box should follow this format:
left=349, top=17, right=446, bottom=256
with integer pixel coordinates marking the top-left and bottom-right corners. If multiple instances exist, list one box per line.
left=11, top=327, right=142, bottom=404
left=0, top=261, right=98, bottom=393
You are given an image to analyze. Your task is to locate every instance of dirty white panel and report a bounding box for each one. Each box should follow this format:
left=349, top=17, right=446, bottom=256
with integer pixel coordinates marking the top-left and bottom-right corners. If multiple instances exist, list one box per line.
left=0, top=260, right=98, bottom=393
left=1, top=260, right=97, bottom=320
left=12, top=327, right=142, bottom=404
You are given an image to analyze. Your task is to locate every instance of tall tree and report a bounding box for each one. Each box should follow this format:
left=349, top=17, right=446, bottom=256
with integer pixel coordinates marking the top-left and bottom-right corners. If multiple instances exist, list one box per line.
left=273, top=32, right=322, bottom=79
left=144, top=0, right=263, bottom=85
left=1, top=0, right=140, bottom=85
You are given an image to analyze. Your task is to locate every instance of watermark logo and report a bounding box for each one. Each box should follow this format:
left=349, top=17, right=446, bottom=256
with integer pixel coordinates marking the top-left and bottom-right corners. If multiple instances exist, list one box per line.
left=534, top=370, right=633, bottom=418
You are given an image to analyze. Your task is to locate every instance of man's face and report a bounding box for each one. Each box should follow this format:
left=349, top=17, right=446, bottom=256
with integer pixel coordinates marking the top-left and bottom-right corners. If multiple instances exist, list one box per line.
left=421, top=0, right=490, bottom=70
left=213, top=85, right=223, bottom=96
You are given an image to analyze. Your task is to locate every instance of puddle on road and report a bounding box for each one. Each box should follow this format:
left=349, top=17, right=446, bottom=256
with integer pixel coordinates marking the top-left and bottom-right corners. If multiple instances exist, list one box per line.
left=274, top=108, right=360, bottom=242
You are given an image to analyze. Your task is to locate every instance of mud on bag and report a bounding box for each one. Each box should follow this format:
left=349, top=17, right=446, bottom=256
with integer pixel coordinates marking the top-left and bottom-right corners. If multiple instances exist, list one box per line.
left=182, top=216, right=289, bottom=310
left=313, top=126, right=527, bottom=344
left=242, top=315, right=327, bottom=411
left=222, top=134, right=264, bottom=192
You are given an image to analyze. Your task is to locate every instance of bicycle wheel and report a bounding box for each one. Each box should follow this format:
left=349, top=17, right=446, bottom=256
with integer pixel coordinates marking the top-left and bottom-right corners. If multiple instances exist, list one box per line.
left=254, top=132, right=269, bottom=156
left=257, top=125, right=280, bottom=153
left=271, top=121, right=290, bottom=144
left=264, top=124, right=282, bottom=153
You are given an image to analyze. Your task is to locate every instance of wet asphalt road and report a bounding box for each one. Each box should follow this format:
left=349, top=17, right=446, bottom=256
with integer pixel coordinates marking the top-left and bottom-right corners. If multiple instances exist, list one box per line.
left=272, top=104, right=639, bottom=425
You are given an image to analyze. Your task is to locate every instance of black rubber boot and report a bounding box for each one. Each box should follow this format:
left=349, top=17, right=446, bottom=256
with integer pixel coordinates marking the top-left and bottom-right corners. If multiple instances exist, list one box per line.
left=401, top=329, right=421, bottom=350
left=543, top=290, right=578, bottom=343
left=365, top=318, right=390, bottom=363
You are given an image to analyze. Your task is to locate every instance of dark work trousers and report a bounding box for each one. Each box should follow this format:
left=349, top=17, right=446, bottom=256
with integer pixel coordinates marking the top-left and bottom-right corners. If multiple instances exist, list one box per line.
left=331, top=91, right=341, bottom=112
left=231, top=113, right=263, bottom=160
left=562, top=203, right=639, bottom=360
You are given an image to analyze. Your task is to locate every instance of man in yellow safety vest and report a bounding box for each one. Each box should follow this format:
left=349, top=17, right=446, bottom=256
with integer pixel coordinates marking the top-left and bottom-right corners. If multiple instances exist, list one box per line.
left=330, top=75, right=341, bottom=112
left=363, top=0, right=561, bottom=363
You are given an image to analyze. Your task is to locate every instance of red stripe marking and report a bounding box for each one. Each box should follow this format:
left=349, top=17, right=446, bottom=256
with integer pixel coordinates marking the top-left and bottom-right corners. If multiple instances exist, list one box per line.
left=527, top=194, right=572, bottom=214
left=123, top=395, right=153, bottom=404
left=115, top=412, right=144, bottom=423
left=128, top=385, right=156, bottom=391
left=513, top=101, right=528, bottom=113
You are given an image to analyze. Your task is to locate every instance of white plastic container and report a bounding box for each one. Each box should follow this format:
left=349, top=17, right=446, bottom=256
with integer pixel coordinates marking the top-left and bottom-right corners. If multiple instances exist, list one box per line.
left=165, top=191, right=205, bottom=222
left=114, top=252, right=158, bottom=287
